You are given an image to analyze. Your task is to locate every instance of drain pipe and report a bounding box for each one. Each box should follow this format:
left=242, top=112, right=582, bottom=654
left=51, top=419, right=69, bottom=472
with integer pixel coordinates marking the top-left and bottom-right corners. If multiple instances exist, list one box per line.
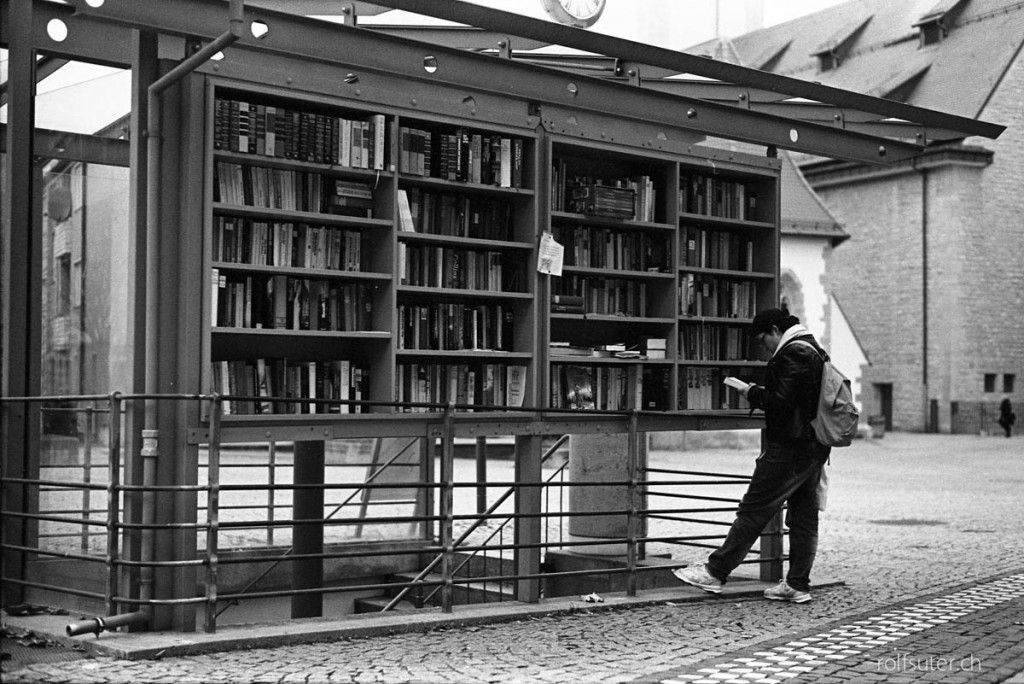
left=140, top=0, right=243, bottom=629
left=66, top=0, right=245, bottom=638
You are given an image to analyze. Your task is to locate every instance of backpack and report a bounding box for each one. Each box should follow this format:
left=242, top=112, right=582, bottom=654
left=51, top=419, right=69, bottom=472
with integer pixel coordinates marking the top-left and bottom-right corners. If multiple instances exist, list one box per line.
left=789, top=340, right=860, bottom=447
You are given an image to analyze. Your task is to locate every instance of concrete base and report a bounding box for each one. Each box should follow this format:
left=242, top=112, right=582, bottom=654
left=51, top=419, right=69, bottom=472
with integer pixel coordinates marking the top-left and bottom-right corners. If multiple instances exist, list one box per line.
left=543, top=549, right=766, bottom=598
left=2, top=575, right=842, bottom=662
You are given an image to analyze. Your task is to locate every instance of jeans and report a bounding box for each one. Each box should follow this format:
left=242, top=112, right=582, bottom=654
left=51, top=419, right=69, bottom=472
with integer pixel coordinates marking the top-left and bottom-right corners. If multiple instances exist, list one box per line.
left=706, top=444, right=824, bottom=592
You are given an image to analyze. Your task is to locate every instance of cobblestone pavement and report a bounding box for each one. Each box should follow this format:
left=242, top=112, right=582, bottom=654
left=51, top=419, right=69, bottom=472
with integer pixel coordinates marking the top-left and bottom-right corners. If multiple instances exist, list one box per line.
left=3, top=432, right=1023, bottom=683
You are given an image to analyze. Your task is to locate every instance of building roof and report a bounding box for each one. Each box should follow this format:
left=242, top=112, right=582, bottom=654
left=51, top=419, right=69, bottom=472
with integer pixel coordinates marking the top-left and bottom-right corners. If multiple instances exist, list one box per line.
left=687, top=0, right=1024, bottom=121
left=778, top=150, right=849, bottom=245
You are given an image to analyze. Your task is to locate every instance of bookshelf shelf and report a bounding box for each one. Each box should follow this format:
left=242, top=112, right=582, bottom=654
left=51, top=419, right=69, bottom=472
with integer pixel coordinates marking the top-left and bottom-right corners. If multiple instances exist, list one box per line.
left=399, top=174, right=535, bottom=198
left=212, top=203, right=390, bottom=230
left=562, top=266, right=675, bottom=280
left=397, top=233, right=532, bottom=250
left=396, top=286, right=532, bottom=300
left=678, top=211, right=775, bottom=231
left=551, top=211, right=676, bottom=232
left=213, top=149, right=393, bottom=181
left=211, top=262, right=391, bottom=281
left=396, top=350, right=532, bottom=359
left=212, top=328, right=390, bottom=339
left=678, top=267, right=774, bottom=279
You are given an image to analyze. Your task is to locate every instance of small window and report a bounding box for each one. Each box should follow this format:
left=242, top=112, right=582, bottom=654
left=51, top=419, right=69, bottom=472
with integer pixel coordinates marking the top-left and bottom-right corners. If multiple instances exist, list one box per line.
left=984, top=374, right=997, bottom=393
left=57, top=253, right=72, bottom=316
left=1004, top=374, right=1016, bottom=394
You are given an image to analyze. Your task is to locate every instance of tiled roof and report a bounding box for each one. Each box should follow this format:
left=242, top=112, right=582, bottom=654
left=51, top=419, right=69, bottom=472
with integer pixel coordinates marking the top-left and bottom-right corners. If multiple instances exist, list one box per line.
left=686, top=0, right=1024, bottom=120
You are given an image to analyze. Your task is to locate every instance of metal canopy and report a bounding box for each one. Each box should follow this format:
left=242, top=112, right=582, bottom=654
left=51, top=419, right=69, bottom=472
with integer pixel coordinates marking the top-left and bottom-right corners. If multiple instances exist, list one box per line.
left=7, top=0, right=1004, bottom=164
left=361, top=0, right=1004, bottom=149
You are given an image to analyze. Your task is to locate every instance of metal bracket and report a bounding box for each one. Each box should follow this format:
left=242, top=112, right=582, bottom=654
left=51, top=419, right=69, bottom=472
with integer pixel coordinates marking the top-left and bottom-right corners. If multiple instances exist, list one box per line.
left=497, top=36, right=512, bottom=60
left=342, top=2, right=358, bottom=27
left=615, top=59, right=641, bottom=86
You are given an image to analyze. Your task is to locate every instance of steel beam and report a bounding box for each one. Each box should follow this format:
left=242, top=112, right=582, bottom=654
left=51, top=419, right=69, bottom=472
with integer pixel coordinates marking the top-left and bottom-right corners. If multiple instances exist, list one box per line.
left=61, top=0, right=934, bottom=164
left=366, top=0, right=1004, bottom=141
left=0, top=0, right=134, bottom=67
left=365, top=26, right=550, bottom=51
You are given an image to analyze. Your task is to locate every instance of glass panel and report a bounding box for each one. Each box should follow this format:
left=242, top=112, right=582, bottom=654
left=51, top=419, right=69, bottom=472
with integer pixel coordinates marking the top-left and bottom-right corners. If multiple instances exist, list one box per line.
left=32, top=56, right=132, bottom=559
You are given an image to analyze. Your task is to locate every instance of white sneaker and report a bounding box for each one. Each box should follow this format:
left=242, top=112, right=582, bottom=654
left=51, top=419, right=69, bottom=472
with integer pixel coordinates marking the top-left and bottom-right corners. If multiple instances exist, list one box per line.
left=672, top=564, right=723, bottom=594
left=764, top=580, right=811, bottom=603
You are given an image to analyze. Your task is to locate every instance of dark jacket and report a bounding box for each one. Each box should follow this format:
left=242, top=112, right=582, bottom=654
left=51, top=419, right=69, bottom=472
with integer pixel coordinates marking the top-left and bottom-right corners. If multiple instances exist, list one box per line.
left=747, top=333, right=828, bottom=452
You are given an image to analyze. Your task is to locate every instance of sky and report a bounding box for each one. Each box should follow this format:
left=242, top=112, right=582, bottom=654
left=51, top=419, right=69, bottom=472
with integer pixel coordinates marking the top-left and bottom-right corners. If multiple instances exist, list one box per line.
left=354, top=0, right=851, bottom=49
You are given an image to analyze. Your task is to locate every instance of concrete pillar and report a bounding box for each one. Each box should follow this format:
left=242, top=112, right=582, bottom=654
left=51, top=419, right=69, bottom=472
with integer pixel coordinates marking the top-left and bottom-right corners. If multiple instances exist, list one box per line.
left=568, top=433, right=643, bottom=555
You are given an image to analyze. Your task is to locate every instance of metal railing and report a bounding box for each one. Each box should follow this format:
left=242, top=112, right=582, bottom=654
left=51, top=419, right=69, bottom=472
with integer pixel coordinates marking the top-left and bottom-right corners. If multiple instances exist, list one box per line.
left=2, top=392, right=779, bottom=634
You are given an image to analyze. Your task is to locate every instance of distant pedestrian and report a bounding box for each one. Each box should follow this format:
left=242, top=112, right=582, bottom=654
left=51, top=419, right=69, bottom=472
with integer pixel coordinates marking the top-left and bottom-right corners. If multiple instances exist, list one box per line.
left=673, top=308, right=830, bottom=603
left=998, top=397, right=1015, bottom=438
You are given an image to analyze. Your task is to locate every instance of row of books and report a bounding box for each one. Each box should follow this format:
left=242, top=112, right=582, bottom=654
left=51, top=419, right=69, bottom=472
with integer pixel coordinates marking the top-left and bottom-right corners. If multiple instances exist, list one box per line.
left=395, top=363, right=527, bottom=411
left=550, top=364, right=669, bottom=411
left=398, top=126, right=524, bottom=187
left=398, top=303, right=515, bottom=352
left=679, top=324, right=753, bottom=361
left=214, top=97, right=387, bottom=170
left=679, top=175, right=758, bottom=220
left=212, top=272, right=375, bottom=331
left=551, top=224, right=671, bottom=273
left=551, top=166, right=658, bottom=222
left=397, top=189, right=514, bottom=241
left=681, top=226, right=756, bottom=272
left=211, top=358, right=369, bottom=415
left=553, top=276, right=650, bottom=317
left=214, top=163, right=376, bottom=217
left=213, top=218, right=365, bottom=272
left=679, top=274, right=758, bottom=319
left=399, top=244, right=518, bottom=291
left=550, top=338, right=666, bottom=360
left=678, top=367, right=750, bottom=411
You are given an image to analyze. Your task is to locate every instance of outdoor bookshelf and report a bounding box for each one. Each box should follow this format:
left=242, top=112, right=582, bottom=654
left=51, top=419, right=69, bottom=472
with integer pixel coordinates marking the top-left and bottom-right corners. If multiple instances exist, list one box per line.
left=201, top=84, right=779, bottom=421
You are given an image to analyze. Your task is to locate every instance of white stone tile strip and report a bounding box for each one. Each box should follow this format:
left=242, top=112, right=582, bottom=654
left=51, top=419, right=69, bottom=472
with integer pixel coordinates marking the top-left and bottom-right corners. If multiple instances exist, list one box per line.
left=655, top=573, right=1024, bottom=684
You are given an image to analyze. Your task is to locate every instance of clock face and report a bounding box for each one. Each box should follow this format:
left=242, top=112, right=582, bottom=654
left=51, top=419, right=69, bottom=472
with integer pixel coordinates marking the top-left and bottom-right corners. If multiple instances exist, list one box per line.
left=540, top=0, right=606, bottom=28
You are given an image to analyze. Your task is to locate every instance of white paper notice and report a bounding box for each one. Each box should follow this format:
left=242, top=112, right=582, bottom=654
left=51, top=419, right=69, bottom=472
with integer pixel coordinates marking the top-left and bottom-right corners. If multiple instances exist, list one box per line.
left=537, top=232, right=564, bottom=276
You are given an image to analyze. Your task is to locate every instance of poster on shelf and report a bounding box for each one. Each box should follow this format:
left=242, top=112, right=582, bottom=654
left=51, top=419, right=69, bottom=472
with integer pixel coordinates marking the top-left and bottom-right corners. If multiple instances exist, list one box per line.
left=537, top=231, right=564, bottom=276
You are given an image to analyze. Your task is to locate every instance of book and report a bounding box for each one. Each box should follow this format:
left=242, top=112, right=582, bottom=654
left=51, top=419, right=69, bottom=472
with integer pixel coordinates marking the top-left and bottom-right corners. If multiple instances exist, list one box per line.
left=506, top=365, right=527, bottom=408
left=397, top=189, right=415, bottom=232
left=723, top=376, right=750, bottom=391
left=564, top=365, right=595, bottom=410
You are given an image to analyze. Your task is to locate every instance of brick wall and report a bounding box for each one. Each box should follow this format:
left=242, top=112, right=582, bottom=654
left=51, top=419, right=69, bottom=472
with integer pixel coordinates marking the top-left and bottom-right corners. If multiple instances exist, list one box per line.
left=803, top=49, right=1024, bottom=432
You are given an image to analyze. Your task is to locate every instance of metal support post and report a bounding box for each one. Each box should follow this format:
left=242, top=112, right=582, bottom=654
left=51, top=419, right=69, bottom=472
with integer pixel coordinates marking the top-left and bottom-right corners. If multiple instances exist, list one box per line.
left=291, top=440, right=325, bottom=618
left=514, top=433, right=542, bottom=603
left=203, top=398, right=222, bottom=632
left=439, top=405, right=455, bottom=613
left=625, top=411, right=640, bottom=597
left=104, top=392, right=123, bottom=617
left=475, top=436, right=487, bottom=515
left=760, top=511, right=784, bottom=582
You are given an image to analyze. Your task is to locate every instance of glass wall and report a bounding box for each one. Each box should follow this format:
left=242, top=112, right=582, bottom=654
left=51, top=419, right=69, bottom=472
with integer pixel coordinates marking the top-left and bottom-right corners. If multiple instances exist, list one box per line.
left=31, top=57, right=132, bottom=556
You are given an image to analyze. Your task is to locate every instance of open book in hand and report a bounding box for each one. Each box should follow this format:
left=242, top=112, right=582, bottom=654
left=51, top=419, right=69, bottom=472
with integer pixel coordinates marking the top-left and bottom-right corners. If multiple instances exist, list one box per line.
left=723, top=377, right=751, bottom=391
